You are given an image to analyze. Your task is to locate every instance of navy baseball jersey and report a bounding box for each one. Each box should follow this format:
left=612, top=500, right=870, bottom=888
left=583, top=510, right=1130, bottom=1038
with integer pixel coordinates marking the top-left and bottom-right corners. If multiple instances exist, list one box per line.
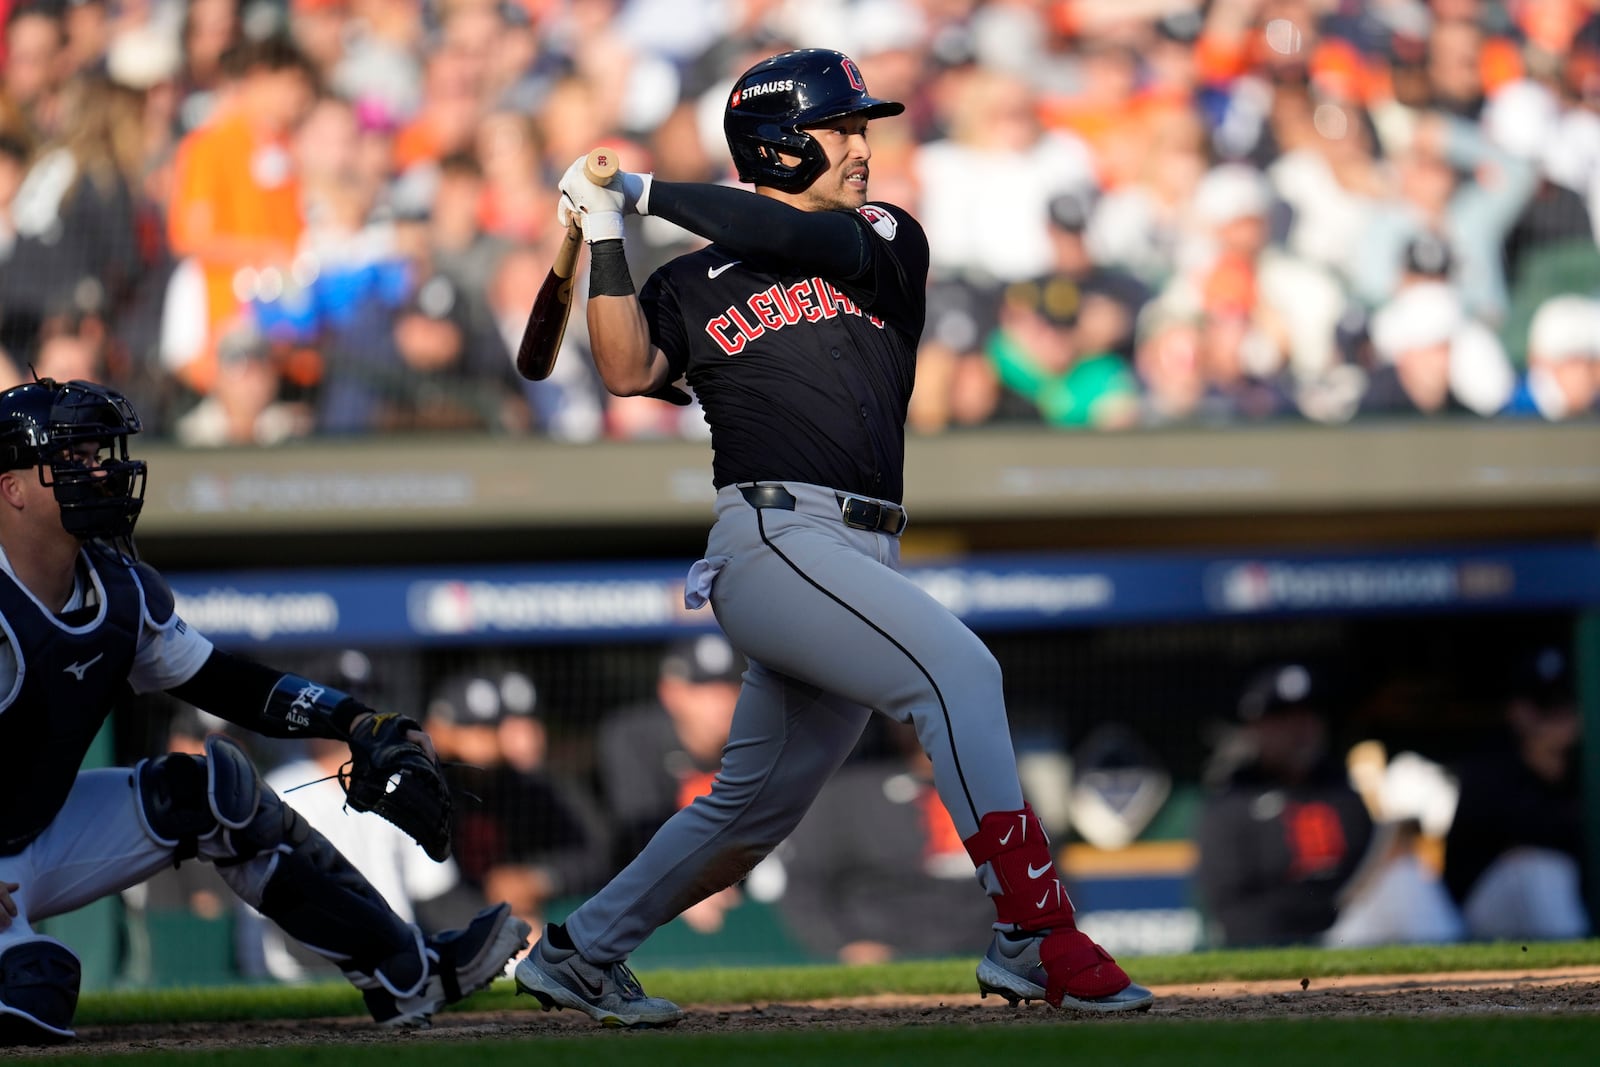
left=640, top=202, right=928, bottom=504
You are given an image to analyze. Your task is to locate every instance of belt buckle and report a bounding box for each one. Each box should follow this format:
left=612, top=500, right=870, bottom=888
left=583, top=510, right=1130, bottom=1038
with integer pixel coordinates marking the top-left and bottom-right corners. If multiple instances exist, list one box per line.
left=839, top=494, right=880, bottom=531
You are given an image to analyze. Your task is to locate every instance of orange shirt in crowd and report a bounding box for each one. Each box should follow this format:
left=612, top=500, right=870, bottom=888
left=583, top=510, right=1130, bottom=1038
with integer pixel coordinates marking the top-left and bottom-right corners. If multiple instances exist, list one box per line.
left=1043, top=89, right=1193, bottom=189
left=393, top=118, right=441, bottom=173
left=168, top=105, right=303, bottom=392
left=1197, top=25, right=1522, bottom=102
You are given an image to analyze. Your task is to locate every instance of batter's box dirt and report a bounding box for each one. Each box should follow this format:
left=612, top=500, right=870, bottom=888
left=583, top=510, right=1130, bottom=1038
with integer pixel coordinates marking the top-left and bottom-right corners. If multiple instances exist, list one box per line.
left=47, top=967, right=1600, bottom=1054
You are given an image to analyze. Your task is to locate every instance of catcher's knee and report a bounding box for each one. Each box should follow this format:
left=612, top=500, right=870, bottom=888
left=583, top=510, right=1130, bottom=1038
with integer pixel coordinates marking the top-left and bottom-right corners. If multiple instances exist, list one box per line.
left=0, top=938, right=80, bottom=1045
left=134, top=734, right=266, bottom=863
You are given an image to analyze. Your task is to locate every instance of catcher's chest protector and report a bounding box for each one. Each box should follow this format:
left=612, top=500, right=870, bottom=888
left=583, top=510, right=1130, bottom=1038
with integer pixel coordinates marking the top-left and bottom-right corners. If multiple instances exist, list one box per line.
left=0, top=550, right=141, bottom=855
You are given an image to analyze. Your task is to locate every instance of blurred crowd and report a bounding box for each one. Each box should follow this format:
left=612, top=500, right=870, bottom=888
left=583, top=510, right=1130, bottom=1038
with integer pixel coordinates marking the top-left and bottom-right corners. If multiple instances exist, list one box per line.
left=4, top=0, right=1600, bottom=442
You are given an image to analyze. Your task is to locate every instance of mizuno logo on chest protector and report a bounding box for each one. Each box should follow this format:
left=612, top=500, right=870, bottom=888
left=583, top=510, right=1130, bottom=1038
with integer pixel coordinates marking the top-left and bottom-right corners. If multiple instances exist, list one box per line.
left=63, top=652, right=105, bottom=681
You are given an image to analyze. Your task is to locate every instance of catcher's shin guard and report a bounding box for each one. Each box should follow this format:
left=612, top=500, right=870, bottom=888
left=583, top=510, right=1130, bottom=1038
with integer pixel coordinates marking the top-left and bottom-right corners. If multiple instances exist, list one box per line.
left=963, top=804, right=1133, bottom=1006
left=136, top=736, right=426, bottom=994
left=233, top=796, right=428, bottom=998
left=223, top=793, right=427, bottom=995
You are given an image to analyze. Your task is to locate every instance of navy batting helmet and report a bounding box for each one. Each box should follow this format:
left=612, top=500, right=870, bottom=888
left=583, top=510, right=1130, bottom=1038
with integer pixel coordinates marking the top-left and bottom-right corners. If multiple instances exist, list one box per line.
left=0, top=378, right=147, bottom=553
left=724, top=49, right=904, bottom=193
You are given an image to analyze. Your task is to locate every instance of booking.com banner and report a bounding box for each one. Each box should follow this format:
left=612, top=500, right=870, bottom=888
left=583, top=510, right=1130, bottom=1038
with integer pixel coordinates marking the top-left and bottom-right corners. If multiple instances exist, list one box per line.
left=168, top=542, right=1600, bottom=649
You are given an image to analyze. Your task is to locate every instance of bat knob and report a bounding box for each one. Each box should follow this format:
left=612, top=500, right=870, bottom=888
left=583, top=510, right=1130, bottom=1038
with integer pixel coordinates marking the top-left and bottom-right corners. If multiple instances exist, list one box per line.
left=585, top=147, right=620, bottom=185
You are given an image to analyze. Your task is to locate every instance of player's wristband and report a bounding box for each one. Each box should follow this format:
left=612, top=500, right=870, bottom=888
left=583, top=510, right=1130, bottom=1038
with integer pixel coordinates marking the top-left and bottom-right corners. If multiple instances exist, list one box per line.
left=589, top=240, right=636, bottom=297
left=263, top=673, right=362, bottom=736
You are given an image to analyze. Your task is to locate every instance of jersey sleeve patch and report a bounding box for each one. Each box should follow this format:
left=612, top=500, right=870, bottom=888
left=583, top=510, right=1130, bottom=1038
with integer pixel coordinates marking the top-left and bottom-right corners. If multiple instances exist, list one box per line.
left=857, top=204, right=898, bottom=240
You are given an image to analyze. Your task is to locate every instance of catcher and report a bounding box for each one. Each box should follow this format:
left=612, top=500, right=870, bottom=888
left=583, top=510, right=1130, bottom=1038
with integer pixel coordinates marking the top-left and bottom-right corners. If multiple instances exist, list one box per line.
left=0, top=378, right=530, bottom=1045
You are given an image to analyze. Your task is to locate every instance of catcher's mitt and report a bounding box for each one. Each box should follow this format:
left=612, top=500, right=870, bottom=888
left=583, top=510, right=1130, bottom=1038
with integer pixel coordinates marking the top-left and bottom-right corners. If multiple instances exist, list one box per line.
left=341, top=712, right=452, bottom=862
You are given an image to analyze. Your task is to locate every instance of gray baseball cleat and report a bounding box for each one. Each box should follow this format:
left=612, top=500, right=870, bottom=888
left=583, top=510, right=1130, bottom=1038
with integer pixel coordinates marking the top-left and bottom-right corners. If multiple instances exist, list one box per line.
left=363, top=903, right=533, bottom=1027
left=514, top=926, right=685, bottom=1028
left=977, top=930, right=1155, bottom=1013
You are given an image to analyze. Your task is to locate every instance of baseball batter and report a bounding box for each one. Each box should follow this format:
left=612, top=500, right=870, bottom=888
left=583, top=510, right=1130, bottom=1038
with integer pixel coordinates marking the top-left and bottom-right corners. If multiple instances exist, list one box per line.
left=515, top=49, right=1152, bottom=1026
left=0, top=379, right=528, bottom=1044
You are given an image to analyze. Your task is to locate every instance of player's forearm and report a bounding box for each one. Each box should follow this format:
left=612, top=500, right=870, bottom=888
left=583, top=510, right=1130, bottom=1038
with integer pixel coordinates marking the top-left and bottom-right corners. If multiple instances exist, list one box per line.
left=649, top=181, right=870, bottom=279
left=587, top=292, right=669, bottom=396
left=167, top=648, right=363, bottom=740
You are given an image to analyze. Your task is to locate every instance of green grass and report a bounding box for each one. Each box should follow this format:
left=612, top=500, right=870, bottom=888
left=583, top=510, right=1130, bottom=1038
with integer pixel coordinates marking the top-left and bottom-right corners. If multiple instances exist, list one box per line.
left=23, top=1017, right=1600, bottom=1067
left=71, top=938, right=1600, bottom=1025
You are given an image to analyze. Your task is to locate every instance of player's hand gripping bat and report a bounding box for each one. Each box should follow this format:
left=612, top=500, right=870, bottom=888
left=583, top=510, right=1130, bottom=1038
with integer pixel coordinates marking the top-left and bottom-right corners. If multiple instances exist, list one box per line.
left=514, top=147, right=620, bottom=381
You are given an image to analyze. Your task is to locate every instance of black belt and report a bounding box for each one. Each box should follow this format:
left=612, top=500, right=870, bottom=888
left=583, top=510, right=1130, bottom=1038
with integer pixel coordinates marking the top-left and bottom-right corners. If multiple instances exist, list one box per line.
left=739, top=484, right=908, bottom=536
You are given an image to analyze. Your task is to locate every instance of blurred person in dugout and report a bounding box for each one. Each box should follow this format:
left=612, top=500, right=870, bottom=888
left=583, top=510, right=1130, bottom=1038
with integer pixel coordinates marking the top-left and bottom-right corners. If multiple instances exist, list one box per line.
left=424, top=664, right=610, bottom=941
left=241, top=649, right=460, bottom=982
left=1194, top=663, right=1374, bottom=947
left=595, top=634, right=744, bottom=933
left=777, top=719, right=994, bottom=965
left=1444, top=644, right=1591, bottom=942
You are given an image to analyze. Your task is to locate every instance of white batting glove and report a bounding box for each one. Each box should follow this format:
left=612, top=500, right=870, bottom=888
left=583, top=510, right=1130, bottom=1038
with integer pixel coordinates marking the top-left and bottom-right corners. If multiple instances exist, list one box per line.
left=618, top=171, right=653, bottom=216
left=557, top=154, right=625, bottom=243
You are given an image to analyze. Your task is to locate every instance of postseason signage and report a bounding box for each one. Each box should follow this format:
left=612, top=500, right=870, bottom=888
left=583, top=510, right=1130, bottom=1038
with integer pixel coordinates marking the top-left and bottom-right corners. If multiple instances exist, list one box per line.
left=168, top=542, right=1600, bottom=648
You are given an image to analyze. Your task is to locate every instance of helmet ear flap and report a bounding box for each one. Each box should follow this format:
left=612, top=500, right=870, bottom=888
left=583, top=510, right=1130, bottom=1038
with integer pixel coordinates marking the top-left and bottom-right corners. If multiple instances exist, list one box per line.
left=729, top=124, right=828, bottom=193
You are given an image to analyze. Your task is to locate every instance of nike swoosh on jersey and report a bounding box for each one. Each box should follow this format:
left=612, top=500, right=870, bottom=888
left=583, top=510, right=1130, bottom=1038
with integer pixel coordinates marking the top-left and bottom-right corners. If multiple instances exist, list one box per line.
left=707, top=261, right=741, bottom=279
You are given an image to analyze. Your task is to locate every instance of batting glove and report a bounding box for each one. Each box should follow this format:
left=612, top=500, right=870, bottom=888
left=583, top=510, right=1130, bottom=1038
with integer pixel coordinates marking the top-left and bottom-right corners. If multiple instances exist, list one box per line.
left=618, top=171, right=653, bottom=216
left=557, top=154, right=625, bottom=243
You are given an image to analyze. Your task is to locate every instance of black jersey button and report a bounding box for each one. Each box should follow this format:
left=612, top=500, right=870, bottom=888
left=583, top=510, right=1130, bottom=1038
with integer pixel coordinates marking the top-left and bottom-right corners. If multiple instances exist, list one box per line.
left=859, top=405, right=868, bottom=418
left=831, top=347, right=841, bottom=359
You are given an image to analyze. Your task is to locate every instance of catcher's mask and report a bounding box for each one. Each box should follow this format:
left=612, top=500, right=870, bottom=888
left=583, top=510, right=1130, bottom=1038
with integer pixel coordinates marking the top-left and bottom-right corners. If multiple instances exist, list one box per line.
left=724, top=48, right=904, bottom=193
left=0, top=377, right=147, bottom=559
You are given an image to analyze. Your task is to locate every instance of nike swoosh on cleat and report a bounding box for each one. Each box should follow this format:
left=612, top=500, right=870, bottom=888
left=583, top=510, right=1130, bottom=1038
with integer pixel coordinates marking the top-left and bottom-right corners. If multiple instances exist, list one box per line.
left=575, top=972, right=605, bottom=998
left=707, top=261, right=741, bottom=278
left=1027, top=862, right=1052, bottom=879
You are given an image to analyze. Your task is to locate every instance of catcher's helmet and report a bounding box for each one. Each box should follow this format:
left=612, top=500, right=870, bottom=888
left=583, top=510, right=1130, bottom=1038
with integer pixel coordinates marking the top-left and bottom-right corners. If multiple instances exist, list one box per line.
left=724, top=49, right=904, bottom=192
left=0, top=378, right=147, bottom=553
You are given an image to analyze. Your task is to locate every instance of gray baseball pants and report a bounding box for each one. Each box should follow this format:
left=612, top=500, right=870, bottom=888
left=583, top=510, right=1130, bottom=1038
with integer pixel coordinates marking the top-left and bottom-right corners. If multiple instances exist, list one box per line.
left=564, top=481, right=1024, bottom=963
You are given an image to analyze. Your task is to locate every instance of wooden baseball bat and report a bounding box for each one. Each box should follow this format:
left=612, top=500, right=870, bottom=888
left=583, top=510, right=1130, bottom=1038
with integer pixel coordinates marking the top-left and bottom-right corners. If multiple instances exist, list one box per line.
left=514, top=147, right=621, bottom=381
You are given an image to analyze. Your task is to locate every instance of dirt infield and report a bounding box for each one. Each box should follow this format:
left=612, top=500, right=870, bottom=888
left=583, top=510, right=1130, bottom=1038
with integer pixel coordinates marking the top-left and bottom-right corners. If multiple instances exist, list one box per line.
left=34, top=966, right=1600, bottom=1053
